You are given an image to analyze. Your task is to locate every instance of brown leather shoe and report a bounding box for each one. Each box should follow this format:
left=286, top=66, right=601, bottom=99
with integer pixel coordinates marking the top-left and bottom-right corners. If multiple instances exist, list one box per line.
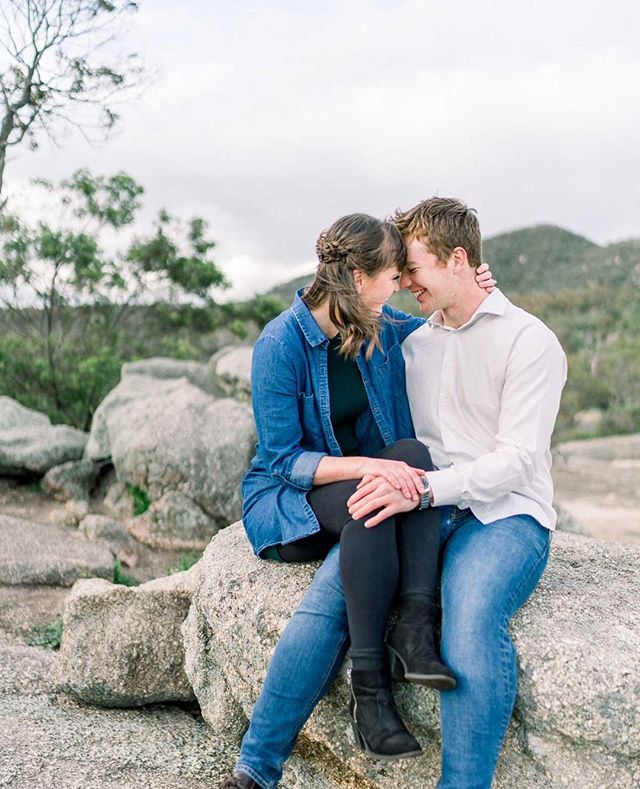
left=219, top=772, right=264, bottom=789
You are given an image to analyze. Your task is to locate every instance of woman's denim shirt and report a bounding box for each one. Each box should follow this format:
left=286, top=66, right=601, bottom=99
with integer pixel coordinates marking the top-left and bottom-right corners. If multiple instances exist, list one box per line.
left=242, top=290, right=425, bottom=556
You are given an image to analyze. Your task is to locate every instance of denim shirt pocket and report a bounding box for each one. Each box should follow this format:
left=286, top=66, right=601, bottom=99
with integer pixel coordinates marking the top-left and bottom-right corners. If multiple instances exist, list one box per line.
left=298, top=392, right=325, bottom=449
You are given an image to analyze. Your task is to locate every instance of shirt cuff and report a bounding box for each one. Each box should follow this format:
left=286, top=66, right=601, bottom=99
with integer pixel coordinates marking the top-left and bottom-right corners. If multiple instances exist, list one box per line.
left=288, top=450, right=327, bottom=490
left=426, top=468, right=463, bottom=507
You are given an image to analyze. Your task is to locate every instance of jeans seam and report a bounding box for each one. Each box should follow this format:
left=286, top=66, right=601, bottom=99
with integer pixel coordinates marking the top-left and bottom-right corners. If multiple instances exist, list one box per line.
left=498, top=538, right=551, bottom=741
left=274, top=630, right=349, bottom=759
left=506, top=536, right=550, bottom=616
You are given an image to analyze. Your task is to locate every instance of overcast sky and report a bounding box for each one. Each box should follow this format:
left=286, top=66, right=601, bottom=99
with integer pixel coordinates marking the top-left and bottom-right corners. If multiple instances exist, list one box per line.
left=5, top=0, right=640, bottom=299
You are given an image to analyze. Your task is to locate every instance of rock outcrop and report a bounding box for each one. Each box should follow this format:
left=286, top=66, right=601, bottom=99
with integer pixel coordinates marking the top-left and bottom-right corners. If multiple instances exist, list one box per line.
left=0, top=645, right=232, bottom=788
left=183, top=523, right=640, bottom=789
left=85, top=374, right=256, bottom=549
left=56, top=565, right=198, bottom=707
left=0, top=514, right=114, bottom=586
left=122, top=357, right=217, bottom=395
left=41, top=459, right=99, bottom=502
left=552, top=433, right=640, bottom=542
left=79, top=513, right=139, bottom=567
left=0, top=397, right=87, bottom=475
left=208, top=346, right=253, bottom=401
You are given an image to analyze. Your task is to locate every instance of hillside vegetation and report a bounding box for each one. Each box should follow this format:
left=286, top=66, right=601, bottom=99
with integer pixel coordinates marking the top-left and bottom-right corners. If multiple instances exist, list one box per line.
left=2, top=222, right=638, bottom=441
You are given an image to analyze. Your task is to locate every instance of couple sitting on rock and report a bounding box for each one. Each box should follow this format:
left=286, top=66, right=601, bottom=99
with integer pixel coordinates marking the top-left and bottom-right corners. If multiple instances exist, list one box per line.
left=220, top=197, right=567, bottom=789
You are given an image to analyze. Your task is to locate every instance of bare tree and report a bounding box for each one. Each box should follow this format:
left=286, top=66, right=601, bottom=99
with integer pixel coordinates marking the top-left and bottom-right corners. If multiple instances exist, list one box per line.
left=0, top=0, right=146, bottom=195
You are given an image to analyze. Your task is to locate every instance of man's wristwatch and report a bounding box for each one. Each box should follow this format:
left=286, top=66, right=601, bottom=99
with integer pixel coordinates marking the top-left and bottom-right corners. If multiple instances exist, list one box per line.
left=418, top=476, right=432, bottom=510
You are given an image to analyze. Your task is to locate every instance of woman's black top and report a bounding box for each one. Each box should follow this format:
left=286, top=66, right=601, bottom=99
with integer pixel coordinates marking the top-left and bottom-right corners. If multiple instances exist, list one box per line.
left=327, top=334, right=369, bottom=456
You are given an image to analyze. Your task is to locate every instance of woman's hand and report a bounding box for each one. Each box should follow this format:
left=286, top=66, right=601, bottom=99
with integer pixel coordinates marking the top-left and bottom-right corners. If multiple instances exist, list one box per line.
left=356, top=458, right=426, bottom=501
left=475, top=262, right=497, bottom=292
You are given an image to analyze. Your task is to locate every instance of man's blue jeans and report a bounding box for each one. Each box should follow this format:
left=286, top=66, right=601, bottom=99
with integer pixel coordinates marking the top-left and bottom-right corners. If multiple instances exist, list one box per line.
left=236, top=509, right=551, bottom=789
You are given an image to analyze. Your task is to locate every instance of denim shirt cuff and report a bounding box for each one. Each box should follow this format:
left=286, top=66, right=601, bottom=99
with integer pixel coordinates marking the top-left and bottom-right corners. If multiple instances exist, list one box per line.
left=289, top=450, right=327, bottom=489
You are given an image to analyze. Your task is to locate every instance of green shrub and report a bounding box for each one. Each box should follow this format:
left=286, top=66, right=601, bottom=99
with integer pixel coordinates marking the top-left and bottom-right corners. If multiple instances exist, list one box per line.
left=113, top=558, right=138, bottom=587
left=230, top=319, right=249, bottom=339
left=28, top=618, right=63, bottom=650
left=167, top=551, right=202, bottom=575
left=129, top=485, right=150, bottom=516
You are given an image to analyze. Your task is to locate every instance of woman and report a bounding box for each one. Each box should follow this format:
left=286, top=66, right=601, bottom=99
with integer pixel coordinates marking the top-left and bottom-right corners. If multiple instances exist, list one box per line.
left=236, top=213, right=495, bottom=767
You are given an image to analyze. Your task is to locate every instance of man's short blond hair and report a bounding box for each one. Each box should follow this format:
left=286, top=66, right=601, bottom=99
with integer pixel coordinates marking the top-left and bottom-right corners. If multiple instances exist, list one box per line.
left=393, top=197, right=482, bottom=268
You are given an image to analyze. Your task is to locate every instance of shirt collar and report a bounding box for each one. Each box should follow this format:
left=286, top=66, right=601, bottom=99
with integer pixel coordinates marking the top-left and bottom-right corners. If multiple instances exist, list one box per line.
left=427, top=289, right=508, bottom=331
left=291, top=288, right=329, bottom=347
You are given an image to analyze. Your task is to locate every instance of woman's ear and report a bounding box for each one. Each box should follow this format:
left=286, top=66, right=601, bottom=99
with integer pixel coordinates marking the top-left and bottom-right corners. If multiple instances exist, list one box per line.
left=353, top=268, right=364, bottom=292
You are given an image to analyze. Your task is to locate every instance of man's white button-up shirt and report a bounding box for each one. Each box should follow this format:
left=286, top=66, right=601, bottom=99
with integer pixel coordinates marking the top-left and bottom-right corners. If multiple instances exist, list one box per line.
left=402, top=289, right=567, bottom=530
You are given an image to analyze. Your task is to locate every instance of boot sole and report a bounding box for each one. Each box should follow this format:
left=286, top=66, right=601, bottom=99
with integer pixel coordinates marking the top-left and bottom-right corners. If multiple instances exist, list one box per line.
left=351, top=721, right=422, bottom=762
left=388, top=645, right=457, bottom=691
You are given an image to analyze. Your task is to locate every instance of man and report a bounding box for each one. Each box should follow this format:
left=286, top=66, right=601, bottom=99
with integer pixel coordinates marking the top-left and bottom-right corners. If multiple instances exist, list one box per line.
left=221, top=198, right=567, bottom=789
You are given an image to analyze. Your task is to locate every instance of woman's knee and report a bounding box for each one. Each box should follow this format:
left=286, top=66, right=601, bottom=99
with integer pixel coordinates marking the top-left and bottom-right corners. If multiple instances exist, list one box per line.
left=380, top=438, right=433, bottom=471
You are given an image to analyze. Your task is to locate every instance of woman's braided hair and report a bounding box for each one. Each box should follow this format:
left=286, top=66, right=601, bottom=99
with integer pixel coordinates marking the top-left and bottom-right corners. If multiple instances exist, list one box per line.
left=302, top=213, right=405, bottom=360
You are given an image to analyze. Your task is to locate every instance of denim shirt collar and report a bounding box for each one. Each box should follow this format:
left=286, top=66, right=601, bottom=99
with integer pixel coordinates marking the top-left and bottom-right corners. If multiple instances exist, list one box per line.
left=291, top=288, right=329, bottom=348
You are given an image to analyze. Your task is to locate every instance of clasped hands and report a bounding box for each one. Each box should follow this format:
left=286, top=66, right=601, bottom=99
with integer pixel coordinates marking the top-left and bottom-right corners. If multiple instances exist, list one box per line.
left=348, top=458, right=428, bottom=528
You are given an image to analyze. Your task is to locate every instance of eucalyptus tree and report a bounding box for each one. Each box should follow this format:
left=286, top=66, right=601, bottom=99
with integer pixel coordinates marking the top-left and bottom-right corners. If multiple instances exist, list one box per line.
left=0, top=169, right=227, bottom=428
left=0, top=0, right=145, bottom=195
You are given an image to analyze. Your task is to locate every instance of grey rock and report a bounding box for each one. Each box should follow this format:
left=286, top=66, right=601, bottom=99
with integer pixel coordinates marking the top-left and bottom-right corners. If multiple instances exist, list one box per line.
left=0, top=396, right=50, bottom=430
left=128, top=489, right=217, bottom=551
left=572, top=407, right=604, bottom=434
left=122, top=357, right=216, bottom=394
left=0, top=585, right=69, bottom=647
left=80, top=514, right=138, bottom=567
left=552, top=433, right=640, bottom=542
left=0, top=644, right=235, bottom=788
left=55, top=566, right=198, bottom=707
left=41, top=459, right=98, bottom=502
left=208, top=346, right=254, bottom=401
left=0, top=514, right=114, bottom=586
left=0, top=397, right=87, bottom=475
left=183, top=523, right=640, bottom=788
left=209, top=324, right=259, bottom=353
left=86, top=374, right=255, bottom=549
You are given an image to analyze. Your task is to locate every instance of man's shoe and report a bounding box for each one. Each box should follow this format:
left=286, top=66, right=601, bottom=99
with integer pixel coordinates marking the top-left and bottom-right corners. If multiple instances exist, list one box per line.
left=350, top=667, right=422, bottom=761
left=387, top=599, right=457, bottom=690
left=218, top=772, right=264, bottom=789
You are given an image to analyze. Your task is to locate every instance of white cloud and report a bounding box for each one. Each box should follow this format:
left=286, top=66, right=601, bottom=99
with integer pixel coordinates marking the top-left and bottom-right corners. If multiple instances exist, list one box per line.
left=5, top=0, right=640, bottom=297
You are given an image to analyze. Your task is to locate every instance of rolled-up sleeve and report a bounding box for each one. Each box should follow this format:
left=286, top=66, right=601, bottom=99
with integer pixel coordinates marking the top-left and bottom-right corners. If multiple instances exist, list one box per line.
left=428, top=326, right=567, bottom=506
left=251, top=335, right=326, bottom=490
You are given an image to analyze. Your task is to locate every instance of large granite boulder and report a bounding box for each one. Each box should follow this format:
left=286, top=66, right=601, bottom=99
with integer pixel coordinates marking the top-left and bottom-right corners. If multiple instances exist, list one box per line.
left=0, top=645, right=233, bottom=788
left=0, top=514, right=114, bottom=586
left=56, top=565, right=198, bottom=707
left=122, top=357, right=217, bottom=395
left=183, top=523, right=640, bottom=789
left=85, top=374, right=255, bottom=549
left=0, top=397, right=87, bottom=475
left=207, top=346, right=253, bottom=401
left=41, top=459, right=99, bottom=502
left=552, top=433, right=640, bottom=541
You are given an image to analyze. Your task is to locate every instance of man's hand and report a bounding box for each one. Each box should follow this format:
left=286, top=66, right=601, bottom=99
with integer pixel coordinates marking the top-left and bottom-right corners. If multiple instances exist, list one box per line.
left=356, top=458, right=426, bottom=501
left=347, top=477, right=419, bottom=528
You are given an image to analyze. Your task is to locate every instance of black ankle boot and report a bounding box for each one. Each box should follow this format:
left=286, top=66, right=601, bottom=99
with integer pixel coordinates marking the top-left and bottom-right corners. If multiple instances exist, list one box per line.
left=387, top=599, right=457, bottom=690
left=349, top=667, right=422, bottom=761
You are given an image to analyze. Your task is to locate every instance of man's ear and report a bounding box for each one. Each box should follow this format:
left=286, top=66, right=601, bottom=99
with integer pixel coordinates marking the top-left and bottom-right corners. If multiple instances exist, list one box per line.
left=451, top=246, right=469, bottom=273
